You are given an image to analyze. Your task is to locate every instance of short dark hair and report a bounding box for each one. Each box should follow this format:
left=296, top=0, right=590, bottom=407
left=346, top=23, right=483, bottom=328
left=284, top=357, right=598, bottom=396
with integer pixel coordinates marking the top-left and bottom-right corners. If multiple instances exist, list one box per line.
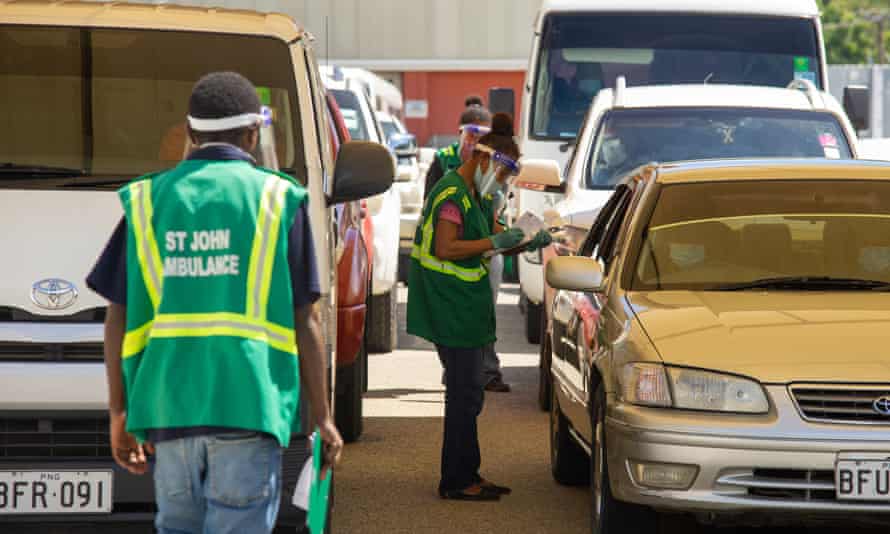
left=465, top=95, right=485, bottom=108
left=188, top=71, right=261, bottom=145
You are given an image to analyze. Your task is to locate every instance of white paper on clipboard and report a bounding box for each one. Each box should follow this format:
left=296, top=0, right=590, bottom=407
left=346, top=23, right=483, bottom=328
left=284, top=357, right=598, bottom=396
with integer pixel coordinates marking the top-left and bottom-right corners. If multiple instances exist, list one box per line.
left=485, top=211, right=546, bottom=257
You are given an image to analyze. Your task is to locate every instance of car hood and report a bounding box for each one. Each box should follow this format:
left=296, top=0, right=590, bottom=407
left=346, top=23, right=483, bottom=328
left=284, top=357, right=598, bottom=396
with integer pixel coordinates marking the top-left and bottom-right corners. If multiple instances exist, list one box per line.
left=627, top=290, right=890, bottom=384
left=0, top=189, right=122, bottom=318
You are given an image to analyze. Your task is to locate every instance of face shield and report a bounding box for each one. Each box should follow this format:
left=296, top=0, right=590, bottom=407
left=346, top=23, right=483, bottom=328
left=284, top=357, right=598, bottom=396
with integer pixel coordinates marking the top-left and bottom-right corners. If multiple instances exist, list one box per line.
left=184, top=105, right=279, bottom=170
left=459, top=123, right=491, bottom=161
left=473, top=143, right=521, bottom=197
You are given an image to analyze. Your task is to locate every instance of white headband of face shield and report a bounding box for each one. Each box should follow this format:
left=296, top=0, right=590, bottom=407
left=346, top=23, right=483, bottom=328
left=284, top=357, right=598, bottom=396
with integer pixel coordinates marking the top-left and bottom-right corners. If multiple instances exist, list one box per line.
left=187, top=112, right=264, bottom=132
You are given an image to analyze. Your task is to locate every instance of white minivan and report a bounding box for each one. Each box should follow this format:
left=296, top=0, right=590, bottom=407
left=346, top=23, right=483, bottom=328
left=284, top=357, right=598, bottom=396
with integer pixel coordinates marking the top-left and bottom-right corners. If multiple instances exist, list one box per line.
left=515, top=0, right=830, bottom=343
left=323, top=67, right=402, bottom=353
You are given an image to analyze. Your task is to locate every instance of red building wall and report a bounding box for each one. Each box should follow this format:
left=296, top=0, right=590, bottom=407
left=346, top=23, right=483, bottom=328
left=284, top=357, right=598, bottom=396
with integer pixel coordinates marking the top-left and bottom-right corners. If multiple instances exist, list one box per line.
left=402, top=71, right=525, bottom=147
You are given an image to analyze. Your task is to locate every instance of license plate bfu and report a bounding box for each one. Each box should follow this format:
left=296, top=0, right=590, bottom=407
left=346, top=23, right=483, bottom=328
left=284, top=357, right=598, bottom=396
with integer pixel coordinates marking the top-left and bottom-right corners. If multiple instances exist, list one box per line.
left=836, top=454, right=890, bottom=501
left=0, top=471, right=112, bottom=514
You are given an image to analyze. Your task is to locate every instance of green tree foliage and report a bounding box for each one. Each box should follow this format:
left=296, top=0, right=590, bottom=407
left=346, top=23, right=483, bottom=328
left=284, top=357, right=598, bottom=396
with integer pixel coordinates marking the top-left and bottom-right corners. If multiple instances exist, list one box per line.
left=819, top=0, right=890, bottom=64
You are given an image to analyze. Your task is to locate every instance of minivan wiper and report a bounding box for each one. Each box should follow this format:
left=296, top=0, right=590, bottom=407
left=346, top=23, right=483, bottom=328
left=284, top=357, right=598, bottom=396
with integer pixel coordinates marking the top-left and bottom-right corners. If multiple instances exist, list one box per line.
left=0, top=163, right=86, bottom=177
left=712, top=276, right=889, bottom=291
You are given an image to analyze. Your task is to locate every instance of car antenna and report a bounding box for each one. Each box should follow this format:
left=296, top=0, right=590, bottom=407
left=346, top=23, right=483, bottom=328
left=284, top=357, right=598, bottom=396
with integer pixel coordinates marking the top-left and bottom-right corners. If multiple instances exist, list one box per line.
left=704, top=73, right=714, bottom=84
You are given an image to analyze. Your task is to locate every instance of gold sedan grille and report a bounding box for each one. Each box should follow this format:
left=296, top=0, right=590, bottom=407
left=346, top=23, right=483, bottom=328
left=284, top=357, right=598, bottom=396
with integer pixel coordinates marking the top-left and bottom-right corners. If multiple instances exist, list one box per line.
left=790, top=385, right=890, bottom=424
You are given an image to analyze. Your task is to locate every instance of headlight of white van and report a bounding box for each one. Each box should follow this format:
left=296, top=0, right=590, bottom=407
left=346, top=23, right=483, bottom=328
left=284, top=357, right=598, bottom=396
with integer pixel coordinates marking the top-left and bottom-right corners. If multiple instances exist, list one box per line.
left=620, top=363, right=768, bottom=413
left=667, top=367, right=769, bottom=413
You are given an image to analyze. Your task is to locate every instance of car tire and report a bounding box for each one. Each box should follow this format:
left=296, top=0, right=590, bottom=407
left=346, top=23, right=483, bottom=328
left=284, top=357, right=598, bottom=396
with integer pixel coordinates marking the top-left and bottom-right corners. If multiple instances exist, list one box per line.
left=335, top=349, right=364, bottom=443
left=590, top=385, right=657, bottom=534
left=367, top=289, right=397, bottom=353
left=526, top=299, right=542, bottom=344
left=362, top=280, right=371, bottom=393
left=538, top=312, right=552, bottom=412
left=550, top=384, right=590, bottom=486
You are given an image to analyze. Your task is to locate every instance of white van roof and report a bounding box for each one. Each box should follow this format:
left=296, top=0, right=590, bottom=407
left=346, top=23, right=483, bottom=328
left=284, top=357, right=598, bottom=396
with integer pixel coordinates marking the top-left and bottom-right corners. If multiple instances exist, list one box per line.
left=539, top=0, right=819, bottom=17
left=598, top=84, right=840, bottom=114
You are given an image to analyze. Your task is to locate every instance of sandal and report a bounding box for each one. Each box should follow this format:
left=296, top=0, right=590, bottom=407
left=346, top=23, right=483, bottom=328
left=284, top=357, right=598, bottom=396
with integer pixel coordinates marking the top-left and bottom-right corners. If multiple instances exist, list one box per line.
left=440, top=484, right=500, bottom=501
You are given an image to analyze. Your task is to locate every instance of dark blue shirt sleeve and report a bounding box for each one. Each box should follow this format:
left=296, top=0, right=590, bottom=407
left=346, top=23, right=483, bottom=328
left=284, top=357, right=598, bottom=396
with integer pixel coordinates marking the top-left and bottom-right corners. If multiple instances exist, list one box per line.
left=288, top=203, right=322, bottom=308
left=86, top=218, right=128, bottom=306
left=86, top=206, right=320, bottom=308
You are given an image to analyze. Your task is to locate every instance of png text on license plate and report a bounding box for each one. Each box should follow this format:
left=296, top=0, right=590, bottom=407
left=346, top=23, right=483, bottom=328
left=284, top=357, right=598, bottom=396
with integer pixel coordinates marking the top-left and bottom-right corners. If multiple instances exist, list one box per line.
left=0, top=471, right=112, bottom=514
left=836, top=455, right=890, bottom=501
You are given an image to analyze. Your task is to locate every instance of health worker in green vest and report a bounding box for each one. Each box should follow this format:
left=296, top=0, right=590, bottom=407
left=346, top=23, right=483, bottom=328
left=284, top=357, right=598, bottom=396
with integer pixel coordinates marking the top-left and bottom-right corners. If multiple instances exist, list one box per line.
left=408, top=113, right=551, bottom=501
left=89, top=72, right=342, bottom=533
left=422, top=101, right=515, bottom=392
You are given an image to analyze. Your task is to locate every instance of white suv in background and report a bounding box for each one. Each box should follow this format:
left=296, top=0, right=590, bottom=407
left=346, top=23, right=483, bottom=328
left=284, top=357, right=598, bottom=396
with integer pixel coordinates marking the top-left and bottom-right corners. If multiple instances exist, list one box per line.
left=525, top=79, right=861, bottom=410
left=324, top=69, right=402, bottom=353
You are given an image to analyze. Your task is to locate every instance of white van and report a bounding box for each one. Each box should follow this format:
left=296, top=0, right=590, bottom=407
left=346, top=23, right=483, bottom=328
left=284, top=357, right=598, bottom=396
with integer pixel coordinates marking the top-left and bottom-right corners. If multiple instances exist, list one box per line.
left=323, top=67, right=402, bottom=353
left=0, top=3, right=393, bottom=526
left=515, top=0, right=830, bottom=342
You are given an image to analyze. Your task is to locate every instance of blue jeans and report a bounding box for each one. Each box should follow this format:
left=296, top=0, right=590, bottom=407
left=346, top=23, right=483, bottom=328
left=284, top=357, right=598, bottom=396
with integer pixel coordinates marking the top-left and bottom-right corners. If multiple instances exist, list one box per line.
left=153, top=432, right=282, bottom=534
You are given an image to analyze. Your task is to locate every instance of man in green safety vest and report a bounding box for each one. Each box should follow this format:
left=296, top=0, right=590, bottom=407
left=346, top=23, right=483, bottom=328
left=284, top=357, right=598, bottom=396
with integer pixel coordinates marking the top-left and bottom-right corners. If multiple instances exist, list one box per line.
left=88, top=72, right=342, bottom=533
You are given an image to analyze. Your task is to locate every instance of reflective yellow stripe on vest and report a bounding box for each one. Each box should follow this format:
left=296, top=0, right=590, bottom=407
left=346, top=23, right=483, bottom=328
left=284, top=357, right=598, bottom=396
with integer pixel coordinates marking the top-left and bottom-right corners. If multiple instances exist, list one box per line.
left=246, top=176, right=288, bottom=320
left=123, top=312, right=297, bottom=358
left=122, top=176, right=297, bottom=359
left=130, top=181, right=164, bottom=310
left=412, top=185, right=487, bottom=283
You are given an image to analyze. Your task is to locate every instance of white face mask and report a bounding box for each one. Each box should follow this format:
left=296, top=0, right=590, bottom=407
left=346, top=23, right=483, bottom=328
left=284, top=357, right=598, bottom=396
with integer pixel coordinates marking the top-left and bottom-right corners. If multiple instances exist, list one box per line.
left=474, top=159, right=500, bottom=197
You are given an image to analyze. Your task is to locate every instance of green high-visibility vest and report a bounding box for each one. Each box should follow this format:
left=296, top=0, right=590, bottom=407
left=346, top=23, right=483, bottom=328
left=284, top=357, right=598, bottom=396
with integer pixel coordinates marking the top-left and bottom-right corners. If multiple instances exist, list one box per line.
left=435, top=142, right=463, bottom=174
left=118, top=159, right=306, bottom=447
left=407, top=171, right=496, bottom=348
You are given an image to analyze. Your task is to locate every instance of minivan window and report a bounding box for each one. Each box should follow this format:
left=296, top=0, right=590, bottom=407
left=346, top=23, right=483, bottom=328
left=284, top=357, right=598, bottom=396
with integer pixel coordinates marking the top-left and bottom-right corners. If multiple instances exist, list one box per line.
left=531, top=14, right=822, bottom=140
left=331, top=89, right=370, bottom=142
left=586, top=108, right=851, bottom=189
left=0, top=26, right=304, bottom=190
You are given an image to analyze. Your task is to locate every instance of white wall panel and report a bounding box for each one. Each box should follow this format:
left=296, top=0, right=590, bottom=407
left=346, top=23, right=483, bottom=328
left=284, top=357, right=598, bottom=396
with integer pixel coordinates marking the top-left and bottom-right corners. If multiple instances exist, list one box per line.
left=85, top=0, right=543, bottom=68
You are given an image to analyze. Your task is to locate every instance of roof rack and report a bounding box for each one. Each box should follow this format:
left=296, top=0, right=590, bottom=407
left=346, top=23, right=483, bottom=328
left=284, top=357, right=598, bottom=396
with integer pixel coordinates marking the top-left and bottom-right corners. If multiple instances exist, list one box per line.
left=613, top=76, right=627, bottom=108
left=786, top=78, right=823, bottom=109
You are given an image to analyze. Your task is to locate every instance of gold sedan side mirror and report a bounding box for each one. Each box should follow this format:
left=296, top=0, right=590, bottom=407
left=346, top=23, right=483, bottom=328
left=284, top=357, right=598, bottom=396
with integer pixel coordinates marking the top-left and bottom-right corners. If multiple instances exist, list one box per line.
left=546, top=256, right=604, bottom=292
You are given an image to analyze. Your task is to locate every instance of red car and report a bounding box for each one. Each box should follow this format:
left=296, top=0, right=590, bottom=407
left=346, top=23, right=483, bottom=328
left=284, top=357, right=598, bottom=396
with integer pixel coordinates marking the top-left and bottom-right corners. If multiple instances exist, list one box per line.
left=325, top=91, right=372, bottom=443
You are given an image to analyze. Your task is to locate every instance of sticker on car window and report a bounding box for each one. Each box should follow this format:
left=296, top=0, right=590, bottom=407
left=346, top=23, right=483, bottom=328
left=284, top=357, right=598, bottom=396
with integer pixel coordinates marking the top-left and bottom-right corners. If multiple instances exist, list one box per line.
left=820, top=133, right=841, bottom=159
left=793, top=57, right=816, bottom=84
left=670, top=243, right=706, bottom=268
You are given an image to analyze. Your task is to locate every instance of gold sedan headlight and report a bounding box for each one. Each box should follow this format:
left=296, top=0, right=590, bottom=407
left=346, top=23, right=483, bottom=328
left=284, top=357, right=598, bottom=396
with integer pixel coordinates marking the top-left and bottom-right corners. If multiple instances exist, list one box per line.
left=620, top=363, right=769, bottom=414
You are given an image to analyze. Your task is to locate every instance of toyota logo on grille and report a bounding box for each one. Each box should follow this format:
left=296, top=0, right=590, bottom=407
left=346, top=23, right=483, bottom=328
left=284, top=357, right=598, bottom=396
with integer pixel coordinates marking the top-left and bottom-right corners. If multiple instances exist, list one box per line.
left=873, top=397, right=890, bottom=416
left=30, top=278, right=78, bottom=310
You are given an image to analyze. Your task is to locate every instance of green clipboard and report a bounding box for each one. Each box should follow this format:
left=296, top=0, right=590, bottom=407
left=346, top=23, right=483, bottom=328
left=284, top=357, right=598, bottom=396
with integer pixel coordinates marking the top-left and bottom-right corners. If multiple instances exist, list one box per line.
left=307, top=430, right=332, bottom=534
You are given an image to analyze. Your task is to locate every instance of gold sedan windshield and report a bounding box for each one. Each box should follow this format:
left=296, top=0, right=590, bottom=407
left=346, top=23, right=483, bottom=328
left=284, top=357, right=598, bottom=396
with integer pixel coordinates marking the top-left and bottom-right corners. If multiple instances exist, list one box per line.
left=633, top=180, right=890, bottom=290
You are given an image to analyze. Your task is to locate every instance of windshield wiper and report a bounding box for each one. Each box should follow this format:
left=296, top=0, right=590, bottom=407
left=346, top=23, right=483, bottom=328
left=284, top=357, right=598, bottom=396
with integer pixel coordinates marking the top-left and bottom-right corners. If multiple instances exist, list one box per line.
left=0, top=163, right=86, bottom=177
left=712, top=276, right=889, bottom=291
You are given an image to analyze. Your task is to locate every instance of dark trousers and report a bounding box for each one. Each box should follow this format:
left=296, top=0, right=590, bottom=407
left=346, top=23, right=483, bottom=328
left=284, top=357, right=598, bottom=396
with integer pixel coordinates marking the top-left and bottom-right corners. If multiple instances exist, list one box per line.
left=436, top=344, right=485, bottom=493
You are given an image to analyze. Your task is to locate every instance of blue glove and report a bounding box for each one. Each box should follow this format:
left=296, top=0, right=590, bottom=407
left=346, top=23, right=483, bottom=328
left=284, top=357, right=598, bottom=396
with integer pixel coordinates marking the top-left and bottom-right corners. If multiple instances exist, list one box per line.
left=490, top=227, right=525, bottom=250
left=525, top=229, right=553, bottom=252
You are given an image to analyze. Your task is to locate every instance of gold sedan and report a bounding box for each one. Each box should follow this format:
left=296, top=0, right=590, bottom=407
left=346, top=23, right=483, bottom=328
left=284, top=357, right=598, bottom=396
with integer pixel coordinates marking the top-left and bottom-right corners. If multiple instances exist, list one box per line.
left=531, top=159, right=890, bottom=532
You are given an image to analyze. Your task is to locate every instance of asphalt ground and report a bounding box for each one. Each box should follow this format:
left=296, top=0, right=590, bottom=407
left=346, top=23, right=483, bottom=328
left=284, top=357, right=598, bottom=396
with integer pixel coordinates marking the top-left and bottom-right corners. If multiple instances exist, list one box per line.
left=7, top=284, right=887, bottom=533
left=332, top=284, right=887, bottom=534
